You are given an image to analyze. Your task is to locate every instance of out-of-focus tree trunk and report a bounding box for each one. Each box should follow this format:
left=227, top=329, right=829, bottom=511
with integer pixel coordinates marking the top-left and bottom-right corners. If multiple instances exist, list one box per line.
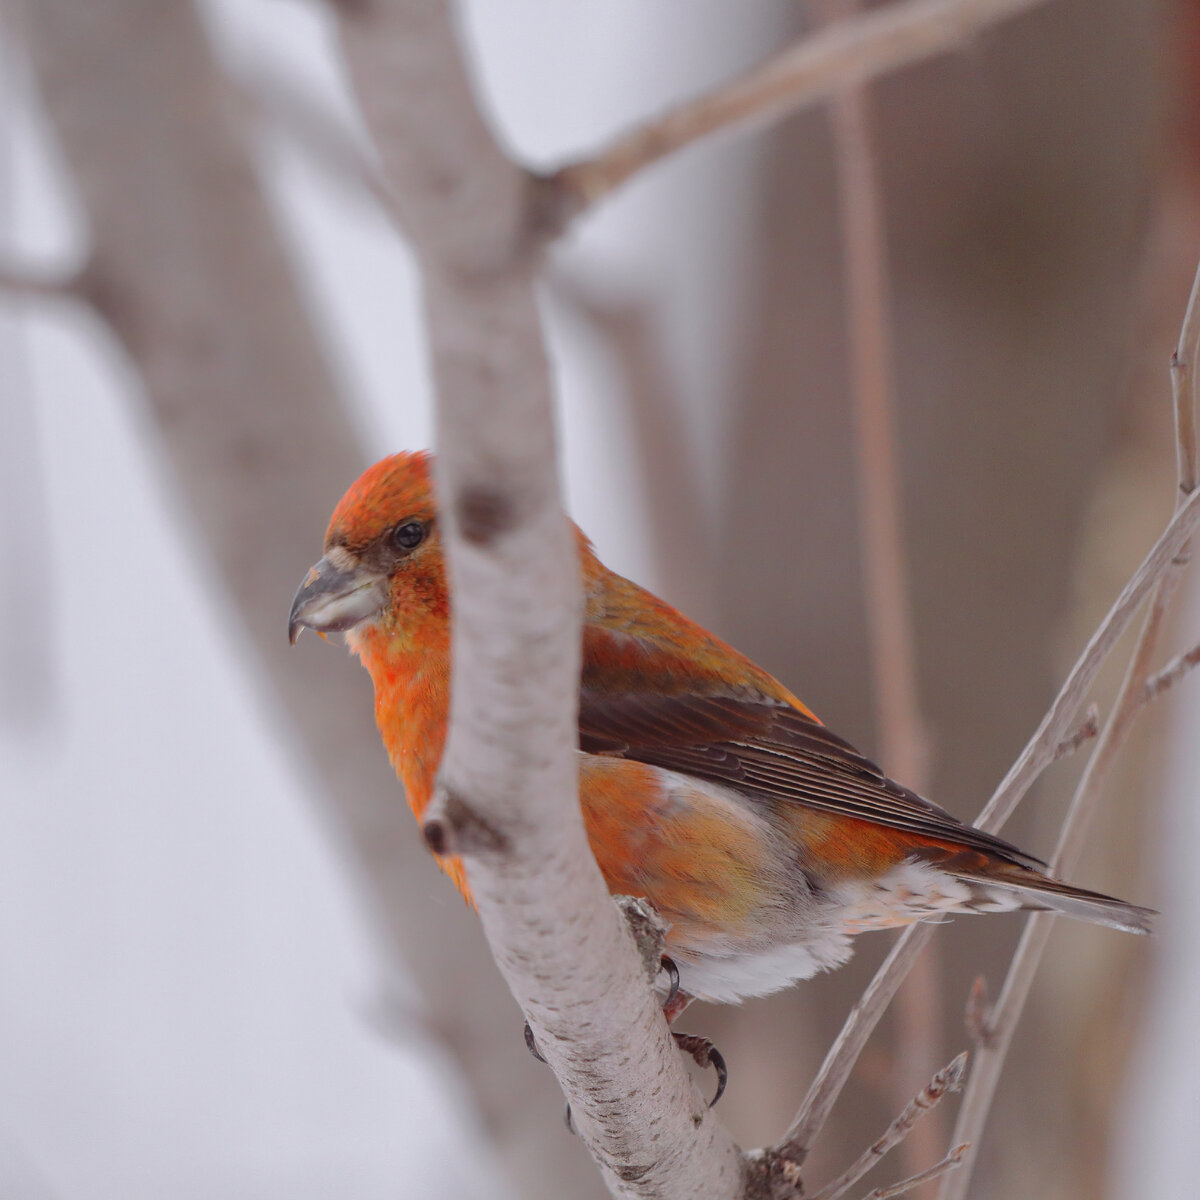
left=705, top=0, right=1164, bottom=1191
left=13, top=1, right=602, bottom=1195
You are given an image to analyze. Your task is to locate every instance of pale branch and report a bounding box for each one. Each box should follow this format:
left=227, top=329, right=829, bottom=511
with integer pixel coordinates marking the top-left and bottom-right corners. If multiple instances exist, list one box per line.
left=1144, top=641, right=1200, bottom=701
left=809, top=1052, right=967, bottom=1200
left=1053, top=703, right=1101, bottom=762
left=861, top=1147, right=967, bottom=1200
left=778, top=473, right=1200, bottom=1163
left=548, top=0, right=1051, bottom=220
left=937, top=254, right=1200, bottom=1200
left=333, top=3, right=742, bottom=1197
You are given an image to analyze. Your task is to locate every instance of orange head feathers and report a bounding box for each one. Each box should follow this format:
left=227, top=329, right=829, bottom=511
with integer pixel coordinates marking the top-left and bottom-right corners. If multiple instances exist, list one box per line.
left=290, top=452, right=1154, bottom=1006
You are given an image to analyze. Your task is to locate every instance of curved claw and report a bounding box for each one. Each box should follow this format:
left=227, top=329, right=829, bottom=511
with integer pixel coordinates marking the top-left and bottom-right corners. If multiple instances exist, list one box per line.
left=523, top=1021, right=547, bottom=1064
left=659, top=955, right=680, bottom=1009
left=672, top=1031, right=728, bottom=1108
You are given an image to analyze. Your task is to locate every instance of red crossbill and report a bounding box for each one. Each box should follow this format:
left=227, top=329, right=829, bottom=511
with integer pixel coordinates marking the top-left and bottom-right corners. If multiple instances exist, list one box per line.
left=289, top=451, right=1151, bottom=1011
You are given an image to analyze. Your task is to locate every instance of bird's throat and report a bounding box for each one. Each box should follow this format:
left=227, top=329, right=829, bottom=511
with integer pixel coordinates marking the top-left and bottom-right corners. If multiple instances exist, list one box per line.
left=348, top=621, right=451, bottom=826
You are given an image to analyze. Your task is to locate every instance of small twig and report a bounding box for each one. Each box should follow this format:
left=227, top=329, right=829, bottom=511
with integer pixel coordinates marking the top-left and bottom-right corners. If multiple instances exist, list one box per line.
left=810, top=1053, right=967, bottom=1200
left=778, top=474, right=1200, bottom=1165
left=1143, top=641, right=1200, bottom=701
left=861, top=1146, right=968, bottom=1200
left=549, top=0, right=1050, bottom=218
left=937, top=253, right=1200, bottom=1200
left=1052, top=703, right=1101, bottom=761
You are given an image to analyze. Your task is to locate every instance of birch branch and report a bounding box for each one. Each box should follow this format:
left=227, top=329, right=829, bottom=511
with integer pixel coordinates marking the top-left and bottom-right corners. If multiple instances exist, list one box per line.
left=548, top=0, right=1051, bottom=220
left=937, top=253, right=1200, bottom=1200
left=332, top=4, right=742, bottom=1197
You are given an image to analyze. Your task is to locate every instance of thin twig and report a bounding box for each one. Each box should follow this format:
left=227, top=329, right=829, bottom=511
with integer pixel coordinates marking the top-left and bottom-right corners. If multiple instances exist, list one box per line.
left=1144, top=641, right=1200, bottom=701
left=936, top=255, right=1200, bottom=1200
left=976, top=478, right=1200, bottom=832
left=861, top=1146, right=968, bottom=1200
left=550, top=0, right=1050, bottom=218
left=1053, top=703, right=1101, bottom=761
left=777, top=475, right=1200, bottom=1163
left=810, top=1052, right=967, bottom=1200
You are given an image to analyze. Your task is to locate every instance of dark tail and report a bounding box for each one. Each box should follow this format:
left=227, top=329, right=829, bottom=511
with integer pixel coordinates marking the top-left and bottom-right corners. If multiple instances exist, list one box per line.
left=951, top=865, right=1155, bottom=936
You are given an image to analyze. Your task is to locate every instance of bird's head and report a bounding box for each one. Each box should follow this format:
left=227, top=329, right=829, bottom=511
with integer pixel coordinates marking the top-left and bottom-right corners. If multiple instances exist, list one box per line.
left=288, top=451, right=446, bottom=647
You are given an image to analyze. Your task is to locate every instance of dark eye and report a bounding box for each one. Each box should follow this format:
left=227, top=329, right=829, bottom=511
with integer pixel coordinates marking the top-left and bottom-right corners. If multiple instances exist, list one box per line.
left=391, top=520, right=426, bottom=552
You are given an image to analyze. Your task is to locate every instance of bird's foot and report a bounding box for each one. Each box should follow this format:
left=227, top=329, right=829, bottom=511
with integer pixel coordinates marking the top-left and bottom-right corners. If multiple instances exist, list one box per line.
left=671, top=1031, right=728, bottom=1108
left=521, top=955, right=725, bottom=1129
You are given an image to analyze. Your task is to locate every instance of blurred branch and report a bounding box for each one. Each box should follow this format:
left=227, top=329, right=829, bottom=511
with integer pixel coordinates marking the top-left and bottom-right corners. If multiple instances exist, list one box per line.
left=810, top=1053, right=967, bottom=1200
left=778, top=476, right=1200, bottom=1163
left=813, top=0, right=940, bottom=1185
left=226, top=44, right=399, bottom=220
left=938, top=253, right=1200, bottom=1200
left=549, top=0, right=1050, bottom=220
left=1170, top=256, right=1200, bottom=496
left=11, top=3, right=588, bottom=1197
left=332, top=3, right=743, bottom=1197
left=547, top=266, right=711, bottom=613
left=0, top=257, right=85, bottom=300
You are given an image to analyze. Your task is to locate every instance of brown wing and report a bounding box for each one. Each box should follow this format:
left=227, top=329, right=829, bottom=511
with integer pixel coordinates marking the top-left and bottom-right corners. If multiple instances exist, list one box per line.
left=578, top=673, right=1045, bottom=872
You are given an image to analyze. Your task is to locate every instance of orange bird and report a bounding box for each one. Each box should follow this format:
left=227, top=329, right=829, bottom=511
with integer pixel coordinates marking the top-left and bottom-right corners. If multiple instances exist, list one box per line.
left=289, top=451, right=1152, bottom=1011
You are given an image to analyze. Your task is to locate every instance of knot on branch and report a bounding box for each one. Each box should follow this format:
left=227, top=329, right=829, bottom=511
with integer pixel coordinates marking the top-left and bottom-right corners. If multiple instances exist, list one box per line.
left=423, top=782, right=509, bottom=858
left=614, top=895, right=671, bottom=984
left=524, top=169, right=586, bottom=244
left=743, top=1146, right=805, bottom=1200
left=456, top=483, right=518, bottom=545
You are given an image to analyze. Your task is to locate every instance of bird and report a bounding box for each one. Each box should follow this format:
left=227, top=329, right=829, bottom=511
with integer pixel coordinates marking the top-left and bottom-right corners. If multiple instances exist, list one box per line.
left=289, top=451, right=1153, bottom=1020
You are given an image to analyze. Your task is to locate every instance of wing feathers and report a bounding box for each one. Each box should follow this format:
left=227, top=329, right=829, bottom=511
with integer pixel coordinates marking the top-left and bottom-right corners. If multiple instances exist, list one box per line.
left=578, top=677, right=1045, bottom=871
